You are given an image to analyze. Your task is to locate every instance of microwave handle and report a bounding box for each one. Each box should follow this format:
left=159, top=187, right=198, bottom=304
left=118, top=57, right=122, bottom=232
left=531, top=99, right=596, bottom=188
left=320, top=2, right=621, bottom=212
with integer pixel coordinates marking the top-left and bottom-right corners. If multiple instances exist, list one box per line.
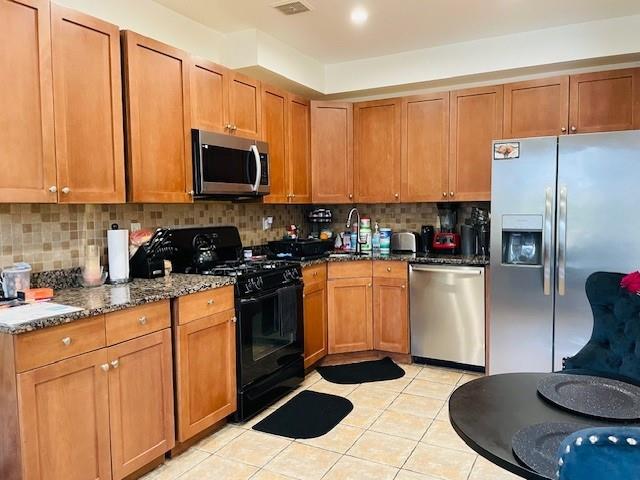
left=250, top=145, right=261, bottom=192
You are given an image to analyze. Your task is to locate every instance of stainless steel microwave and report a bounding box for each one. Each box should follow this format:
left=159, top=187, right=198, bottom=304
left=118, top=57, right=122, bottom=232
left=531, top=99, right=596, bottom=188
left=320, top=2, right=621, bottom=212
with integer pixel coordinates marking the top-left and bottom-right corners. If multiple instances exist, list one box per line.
left=192, top=129, right=269, bottom=198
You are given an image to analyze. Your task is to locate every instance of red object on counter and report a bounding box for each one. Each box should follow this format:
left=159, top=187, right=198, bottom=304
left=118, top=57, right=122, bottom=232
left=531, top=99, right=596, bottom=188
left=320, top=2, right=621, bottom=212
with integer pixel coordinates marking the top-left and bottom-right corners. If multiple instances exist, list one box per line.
left=621, top=271, right=640, bottom=293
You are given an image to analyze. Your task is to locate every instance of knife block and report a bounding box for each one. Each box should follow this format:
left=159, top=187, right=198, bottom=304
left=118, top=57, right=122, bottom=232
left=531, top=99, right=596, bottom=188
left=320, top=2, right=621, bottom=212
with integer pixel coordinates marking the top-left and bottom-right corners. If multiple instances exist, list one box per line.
left=129, top=247, right=165, bottom=279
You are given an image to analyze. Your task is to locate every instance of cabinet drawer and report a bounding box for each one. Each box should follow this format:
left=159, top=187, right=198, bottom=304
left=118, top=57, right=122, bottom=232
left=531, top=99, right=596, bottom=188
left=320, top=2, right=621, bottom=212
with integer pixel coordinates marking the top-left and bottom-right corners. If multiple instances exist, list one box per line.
left=303, top=264, right=327, bottom=288
left=106, top=300, right=170, bottom=346
left=15, top=316, right=106, bottom=373
left=328, top=261, right=372, bottom=279
left=373, top=261, right=408, bottom=279
left=176, top=286, right=235, bottom=325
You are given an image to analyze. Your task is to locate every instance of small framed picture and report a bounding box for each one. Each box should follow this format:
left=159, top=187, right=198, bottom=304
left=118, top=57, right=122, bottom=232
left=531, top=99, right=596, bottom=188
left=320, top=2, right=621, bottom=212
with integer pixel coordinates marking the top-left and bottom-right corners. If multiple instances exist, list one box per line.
left=494, top=142, right=520, bottom=160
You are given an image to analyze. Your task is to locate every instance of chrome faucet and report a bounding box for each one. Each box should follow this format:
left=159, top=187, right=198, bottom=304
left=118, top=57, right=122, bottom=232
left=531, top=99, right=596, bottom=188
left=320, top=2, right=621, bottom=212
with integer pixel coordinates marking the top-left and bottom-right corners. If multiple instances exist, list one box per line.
left=346, top=207, right=365, bottom=255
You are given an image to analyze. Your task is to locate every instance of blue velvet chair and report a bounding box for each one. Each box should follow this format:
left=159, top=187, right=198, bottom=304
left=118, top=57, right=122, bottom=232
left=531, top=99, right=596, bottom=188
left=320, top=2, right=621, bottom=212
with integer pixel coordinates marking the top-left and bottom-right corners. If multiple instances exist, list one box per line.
left=562, top=272, right=640, bottom=386
left=557, top=427, right=640, bottom=479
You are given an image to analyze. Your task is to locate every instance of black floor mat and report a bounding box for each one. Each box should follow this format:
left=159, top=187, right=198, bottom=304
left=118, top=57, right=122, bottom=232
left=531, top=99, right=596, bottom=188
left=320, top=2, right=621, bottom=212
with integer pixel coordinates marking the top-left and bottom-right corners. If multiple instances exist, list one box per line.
left=252, top=390, right=353, bottom=439
left=317, top=356, right=405, bottom=384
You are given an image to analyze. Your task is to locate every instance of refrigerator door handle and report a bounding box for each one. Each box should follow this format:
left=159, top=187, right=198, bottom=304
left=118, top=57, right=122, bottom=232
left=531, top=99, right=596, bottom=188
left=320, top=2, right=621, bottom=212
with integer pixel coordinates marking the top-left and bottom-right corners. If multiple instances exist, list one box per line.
left=557, top=185, right=568, bottom=296
left=543, top=187, right=553, bottom=296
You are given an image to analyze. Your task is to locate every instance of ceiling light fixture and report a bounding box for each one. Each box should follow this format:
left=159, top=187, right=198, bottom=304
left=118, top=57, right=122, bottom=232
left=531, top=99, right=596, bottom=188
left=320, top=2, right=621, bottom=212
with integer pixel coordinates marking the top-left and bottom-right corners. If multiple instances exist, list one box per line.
left=350, top=6, right=368, bottom=25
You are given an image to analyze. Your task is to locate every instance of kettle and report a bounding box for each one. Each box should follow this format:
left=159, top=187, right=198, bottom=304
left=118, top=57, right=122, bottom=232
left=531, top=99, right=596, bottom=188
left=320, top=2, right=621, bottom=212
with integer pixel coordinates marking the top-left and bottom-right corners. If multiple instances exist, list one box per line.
left=192, top=234, right=217, bottom=271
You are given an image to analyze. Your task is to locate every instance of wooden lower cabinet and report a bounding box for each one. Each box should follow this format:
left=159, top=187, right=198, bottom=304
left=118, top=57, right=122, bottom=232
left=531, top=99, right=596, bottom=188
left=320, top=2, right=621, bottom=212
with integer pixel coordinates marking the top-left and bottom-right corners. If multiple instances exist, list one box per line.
left=373, top=277, right=409, bottom=353
left=327, top=277, right=373, bottom=354
left=17, top=349, right=112, bottom=480
left=108, top=329, right=175, bottom=480
left=175, top=309, right=237, bottom=442
left=303, top=265, right=327, bottom=367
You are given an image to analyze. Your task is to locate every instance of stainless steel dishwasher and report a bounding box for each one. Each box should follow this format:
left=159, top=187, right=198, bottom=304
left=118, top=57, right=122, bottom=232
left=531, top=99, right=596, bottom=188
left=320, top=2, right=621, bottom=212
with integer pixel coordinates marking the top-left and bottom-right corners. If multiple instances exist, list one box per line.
left=409, top=264, right=485, bottom=368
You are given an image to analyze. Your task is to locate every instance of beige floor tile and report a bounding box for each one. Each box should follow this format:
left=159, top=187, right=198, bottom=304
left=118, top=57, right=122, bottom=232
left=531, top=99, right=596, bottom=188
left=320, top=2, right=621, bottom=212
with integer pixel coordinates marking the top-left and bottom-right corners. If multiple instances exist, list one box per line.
left=369, top=410, right=432, bottom=440
left=307, top=379, right=359, bottom=397
left=323, top=455, right=398, bottom=480
left=142, top=448, right=209, bottom=479
left=251, top=470, right=296, bottom=480
left=404, top=444, right=476, bottom=480
left=340, top=405, right=384, bottom=429
left=368, top=376, right=413, bottom=392
left=404, top=379, right=454, bottom=400
left=347, top=385, right=399, bottom=410
left=457, top=373, right=483, bottom=386
left=395, top=469, right=441, bottom=480
left=388, top=393, right=444, bottom=419
left=346, top=430, right=417, bottom=468
left=265, top=443, right=340, bottom=480
left=300, top=371, right=321, bottom=388
left=180, top=455, right=258, bottom=480
left=297, top=424, right=365, bottom=453
left=435, top=401, right=450, bottom=422
left=416, top=367, right=463, bottom=385
left=468, top=457, right=521, bottom=480
left=237, top=407, right=277, bottom=430
left=421, top=420, right=474, bottom=453
left=196, top=425, right=245, bottom=453
left=217, top=430, right=291, bottom=467
left=399, top=363, right=423, bottom=379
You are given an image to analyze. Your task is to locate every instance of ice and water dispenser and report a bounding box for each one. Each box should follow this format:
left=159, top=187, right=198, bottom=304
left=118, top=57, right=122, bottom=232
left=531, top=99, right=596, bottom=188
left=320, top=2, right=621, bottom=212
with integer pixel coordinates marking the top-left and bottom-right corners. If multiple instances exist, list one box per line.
left=501, top=215, right=543, bottom=266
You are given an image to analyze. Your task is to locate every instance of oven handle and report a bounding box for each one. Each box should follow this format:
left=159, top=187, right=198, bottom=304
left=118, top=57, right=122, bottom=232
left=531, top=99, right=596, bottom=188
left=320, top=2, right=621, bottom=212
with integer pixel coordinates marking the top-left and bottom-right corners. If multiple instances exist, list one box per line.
left=250, top=145, right=261, bottom=192
left=239, top=282, right=303, bottom=304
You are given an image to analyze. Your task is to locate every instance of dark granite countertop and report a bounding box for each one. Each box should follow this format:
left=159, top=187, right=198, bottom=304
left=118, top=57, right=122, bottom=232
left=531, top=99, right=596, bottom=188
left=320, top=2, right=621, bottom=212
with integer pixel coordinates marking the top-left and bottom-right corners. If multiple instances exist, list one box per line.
left=0, top=274, right=235, bottom=335
left=299, top=252, right=490, bottom=268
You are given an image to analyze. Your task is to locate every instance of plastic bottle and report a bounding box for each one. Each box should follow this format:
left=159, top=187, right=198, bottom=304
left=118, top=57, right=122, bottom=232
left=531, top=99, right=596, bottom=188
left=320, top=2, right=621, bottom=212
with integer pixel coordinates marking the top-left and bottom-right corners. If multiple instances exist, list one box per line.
left=372, top=222, right=381, bottom=252
left=360, top=218, right=372, bottom=252
left=350, top=224, right=358, bottom=253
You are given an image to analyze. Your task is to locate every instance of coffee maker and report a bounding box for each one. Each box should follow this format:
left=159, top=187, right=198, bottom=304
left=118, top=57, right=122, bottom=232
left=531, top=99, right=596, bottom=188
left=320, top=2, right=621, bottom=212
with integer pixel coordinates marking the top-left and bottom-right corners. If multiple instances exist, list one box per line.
left=433, top=204, right=460, bottom=254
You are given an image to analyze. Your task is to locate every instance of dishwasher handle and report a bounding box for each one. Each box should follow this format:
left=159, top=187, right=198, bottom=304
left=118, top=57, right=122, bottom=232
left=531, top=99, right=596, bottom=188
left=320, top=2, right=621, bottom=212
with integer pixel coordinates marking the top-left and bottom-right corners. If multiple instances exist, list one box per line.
left=410, top=265, right=484, bottom=275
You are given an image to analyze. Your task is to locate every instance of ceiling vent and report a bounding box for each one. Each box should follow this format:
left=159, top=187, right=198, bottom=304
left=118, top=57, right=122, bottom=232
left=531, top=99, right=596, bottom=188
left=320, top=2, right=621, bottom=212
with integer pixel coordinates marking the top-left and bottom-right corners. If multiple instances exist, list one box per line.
left=272, top=1, right=312, bottom=16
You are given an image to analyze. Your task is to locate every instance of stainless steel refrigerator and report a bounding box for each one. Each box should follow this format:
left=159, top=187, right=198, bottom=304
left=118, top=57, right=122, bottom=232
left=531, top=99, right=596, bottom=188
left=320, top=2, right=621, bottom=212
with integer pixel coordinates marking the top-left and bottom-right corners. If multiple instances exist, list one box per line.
left=489, top=130, right=640, bottom=374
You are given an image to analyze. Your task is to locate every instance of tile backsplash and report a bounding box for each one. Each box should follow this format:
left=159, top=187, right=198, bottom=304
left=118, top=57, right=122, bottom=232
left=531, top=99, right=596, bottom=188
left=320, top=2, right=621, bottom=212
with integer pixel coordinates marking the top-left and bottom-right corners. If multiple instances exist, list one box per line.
left=0, top=203, right=303, bottom=272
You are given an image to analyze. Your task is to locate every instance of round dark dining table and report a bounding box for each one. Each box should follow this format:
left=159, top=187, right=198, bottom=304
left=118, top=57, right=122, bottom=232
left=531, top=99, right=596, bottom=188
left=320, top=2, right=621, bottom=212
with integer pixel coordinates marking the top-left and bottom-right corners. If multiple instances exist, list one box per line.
left=448, top=373, right=640, bottom=480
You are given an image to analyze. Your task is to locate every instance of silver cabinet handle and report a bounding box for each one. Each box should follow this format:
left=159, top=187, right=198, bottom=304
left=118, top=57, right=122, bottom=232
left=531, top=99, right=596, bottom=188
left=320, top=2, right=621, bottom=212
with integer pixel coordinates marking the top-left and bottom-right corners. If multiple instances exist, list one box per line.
left=543, top=186, right=553, bottom=296
left=49, top=186, right=57, bottom=193
left=442, top=192, right=448, bottom=198
left=110, top=360, right=119, bottom=369
left=207, top=299, right=214, bottom=305
left=561, top=127, right=567, bottom=133
left=61, top=187, right=70, bottom=194
left=401, top=285, right=406, bottom=289
left=100, top=364, right=110, bottom=372
left=570, top=126, right=577, bottom=132
left=394, top=193, right=399, bottom=199
left=557, top=185, right=568, bottom=296
left=138, top=316, right=147, bottom=325
left=61, top=336, right=72, bottom=346
left=250, top=145, right=261, bottom=192
left=348, top=193, right=353, bottom=199
left=231, top=316, right=237, bottom=323
left=450, top=191, right=455, bottom=197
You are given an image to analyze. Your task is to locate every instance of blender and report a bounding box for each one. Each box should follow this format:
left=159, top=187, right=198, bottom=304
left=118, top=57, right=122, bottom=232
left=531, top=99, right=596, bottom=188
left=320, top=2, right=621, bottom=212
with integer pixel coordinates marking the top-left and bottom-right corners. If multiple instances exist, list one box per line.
left=433, top=204, right=460, bottom=254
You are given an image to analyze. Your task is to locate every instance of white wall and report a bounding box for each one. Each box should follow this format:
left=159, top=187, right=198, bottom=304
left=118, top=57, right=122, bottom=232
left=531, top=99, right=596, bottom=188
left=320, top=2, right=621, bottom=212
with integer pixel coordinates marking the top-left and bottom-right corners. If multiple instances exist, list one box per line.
left=53, top=0, right=225, bottom=63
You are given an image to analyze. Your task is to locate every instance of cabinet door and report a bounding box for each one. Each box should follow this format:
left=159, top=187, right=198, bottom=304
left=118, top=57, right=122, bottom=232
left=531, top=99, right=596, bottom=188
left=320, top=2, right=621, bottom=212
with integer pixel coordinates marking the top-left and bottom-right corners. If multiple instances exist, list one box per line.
left=190, top=58, right=229, bottom=134
left=262, top=84, right=289, bottom=204
left=311, top=101, right=354, bottom=203
left=288, top=95, right=312, bottom=203
left=449, top=85, right=503, bottom=201
left=122, top=31, right=192, bottom=203
left=108, top=329, right=174, bottom=480
left=327, top=277, right=373, bottom=354
left=303, top=280, right=327, bottom=368
left=401, top=93, right=450, bottom=202
left=373, top=277, right=409, bottom=354
left=0, top=0, right=56, bottom=203
left=569, top=68, right=640, bottom=133
left=175, top=310, right=237, bottom=442
left=354, top=98, right=402, bottom=203
left=503, top=76, right=569, bottom=138
left=17, top=349, right=111, bottom=480
left=51, top=5, right=125, bottom=204
left=228, top=71, right=261, bottom=139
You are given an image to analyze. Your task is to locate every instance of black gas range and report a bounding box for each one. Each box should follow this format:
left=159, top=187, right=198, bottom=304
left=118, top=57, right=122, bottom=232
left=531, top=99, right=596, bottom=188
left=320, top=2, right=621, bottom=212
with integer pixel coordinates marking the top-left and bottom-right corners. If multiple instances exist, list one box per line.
left=168, top=226, right=304, bottom=421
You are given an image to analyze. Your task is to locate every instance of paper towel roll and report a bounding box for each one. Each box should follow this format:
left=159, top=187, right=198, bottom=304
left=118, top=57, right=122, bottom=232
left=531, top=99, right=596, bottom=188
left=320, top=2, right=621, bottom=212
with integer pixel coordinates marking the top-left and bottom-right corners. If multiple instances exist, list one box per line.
left=107, top=229, right=130, bottom=283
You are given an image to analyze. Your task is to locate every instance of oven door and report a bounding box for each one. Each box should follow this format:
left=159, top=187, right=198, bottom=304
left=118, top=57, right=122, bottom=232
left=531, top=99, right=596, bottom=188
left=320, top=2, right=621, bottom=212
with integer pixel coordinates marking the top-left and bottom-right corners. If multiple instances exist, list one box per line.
left=237, top=283, right=304, bottom=388
left=192, top=130, right=269, bottom=195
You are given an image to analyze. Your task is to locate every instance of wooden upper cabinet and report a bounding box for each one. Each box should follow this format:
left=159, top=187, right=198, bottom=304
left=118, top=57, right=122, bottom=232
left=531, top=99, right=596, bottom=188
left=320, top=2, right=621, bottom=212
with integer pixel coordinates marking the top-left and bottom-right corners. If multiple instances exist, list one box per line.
left=0, top=0, right=56, bottom=203
left=354, top=98, right=402, bottom=203
left=228, top=71, right=261, bottom=139
left=288, top=95, right=312, bottom=203
left=190, top=58, right=230, bottom=134
left=107, top=329, right=174, bottom=480
left=504, top=76, right=569, bottom=138
left=17, top=349, right=112, bottom=480
left=449, top=85, right=503, bottom=201
left=401, top=92, right=450, bottom=202
left=311, top=101, right=354, bottom=204
left=51, top=5, right=125, bottom=204
left=122, top=30, right=192, bottom=203
left=569, top=68, right=640, bottom=134
left=262, top=84, right=289, bottom=204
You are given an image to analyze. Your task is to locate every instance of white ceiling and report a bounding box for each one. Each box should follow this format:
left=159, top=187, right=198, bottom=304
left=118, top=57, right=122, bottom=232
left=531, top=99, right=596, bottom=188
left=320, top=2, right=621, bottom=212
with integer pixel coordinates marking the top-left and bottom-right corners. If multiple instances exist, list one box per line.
left=153, top=0, right=640, bottom=64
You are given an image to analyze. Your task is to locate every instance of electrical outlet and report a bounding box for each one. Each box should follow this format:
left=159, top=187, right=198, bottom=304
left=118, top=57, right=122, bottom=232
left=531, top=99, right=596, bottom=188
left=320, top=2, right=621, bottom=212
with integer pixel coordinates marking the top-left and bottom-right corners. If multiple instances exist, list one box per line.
left=262, top=217, right=274, bottom=230
left=130, top=222, right=141, bottom=232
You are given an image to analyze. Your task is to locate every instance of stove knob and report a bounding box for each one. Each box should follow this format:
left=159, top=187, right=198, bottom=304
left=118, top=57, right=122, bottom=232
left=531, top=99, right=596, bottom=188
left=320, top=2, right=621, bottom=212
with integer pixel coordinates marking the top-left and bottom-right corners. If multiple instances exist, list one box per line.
left=256, top=277, right=264, bottom=290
